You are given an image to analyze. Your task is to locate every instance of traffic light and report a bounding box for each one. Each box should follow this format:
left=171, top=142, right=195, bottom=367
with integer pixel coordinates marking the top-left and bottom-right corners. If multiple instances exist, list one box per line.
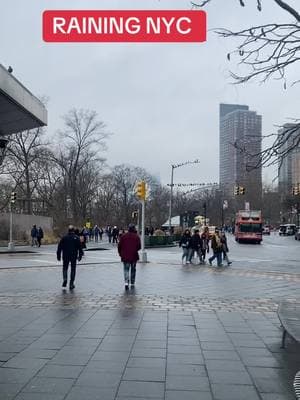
left=10, top=192, right=17, bottom=203
left=136, top=181, right=146, bottom=200
left=239, top=186, right=246, bottom=195
left=234, top=186, right=240, bottom=196
left=132, top=211, right=138, bottom=218
left=234, top=186, right=246, bottom=195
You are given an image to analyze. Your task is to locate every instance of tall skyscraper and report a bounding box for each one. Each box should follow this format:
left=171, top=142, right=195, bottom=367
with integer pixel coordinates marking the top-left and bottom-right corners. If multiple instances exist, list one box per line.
left=278, top=124, right=300, bottom=195
left=219, top=103, right=262, bottom=209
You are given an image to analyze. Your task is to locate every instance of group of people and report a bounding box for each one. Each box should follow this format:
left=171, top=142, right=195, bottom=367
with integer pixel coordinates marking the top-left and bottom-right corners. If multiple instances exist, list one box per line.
left=55, top=224, right=232, bottom=293
left=179, top=227, right=232, bottom=267
left=56, top=223, right=141, bottom=291
left=31, top=225, right=44, bottom=247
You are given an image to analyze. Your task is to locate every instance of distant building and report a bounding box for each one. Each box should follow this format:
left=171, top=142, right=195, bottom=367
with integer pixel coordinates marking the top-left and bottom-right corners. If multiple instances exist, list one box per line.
left=278, top=124, right=300, bottom=195
left=219, top=103, right=262, bottom=209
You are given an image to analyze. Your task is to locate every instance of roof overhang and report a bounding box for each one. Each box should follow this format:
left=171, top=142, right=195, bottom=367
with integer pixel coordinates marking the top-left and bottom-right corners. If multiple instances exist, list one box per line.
left=0, top=64, right=47, bottom=135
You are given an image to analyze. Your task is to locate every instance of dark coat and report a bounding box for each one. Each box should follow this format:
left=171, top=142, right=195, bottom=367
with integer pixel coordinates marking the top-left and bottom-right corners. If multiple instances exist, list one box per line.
left=57, top=232, right=83, bottom=261
left=118, top=232, right=141, bottom=263
left=179, top=233, right=191, bottom=248
left=221, top=235, right=229, bottom=253
left=211, top=234, right=223, bottom=253
left=188, top=234, right=203, bottom=250
left=31, top=227, right=38, bottom=238
left=37, top=228, right=44, bottom=239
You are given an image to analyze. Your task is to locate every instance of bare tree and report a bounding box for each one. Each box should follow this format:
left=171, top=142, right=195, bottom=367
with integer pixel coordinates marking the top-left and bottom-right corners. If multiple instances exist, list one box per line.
left=193, top=0, right=300, bottom=168
left=54, top=108, right=109, bottom=224
left=1, top=127, right=49, bottom=214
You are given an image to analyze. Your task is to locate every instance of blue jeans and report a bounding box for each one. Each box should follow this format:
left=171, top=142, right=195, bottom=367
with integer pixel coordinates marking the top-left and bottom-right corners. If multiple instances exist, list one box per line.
left=123, top=262, right=136, bottom=284
left=209, top=251, right=223, bottom=266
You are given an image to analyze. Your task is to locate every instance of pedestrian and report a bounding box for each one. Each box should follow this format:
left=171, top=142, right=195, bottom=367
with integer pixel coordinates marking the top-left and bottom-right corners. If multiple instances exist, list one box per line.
left=57, top=225, right=83, bottom=290
left=93, top=225, right=100, bottom=242
left=112, top=226, right=119, bottom=244
left=99, top=227, right=103, bottom=241
left=37, top=226, right=44, bottom=247
left=221, top=232, right=232, bottom=266
left=209, top=228, right=223, bottom=267
left=106, top=225, right=112, bottom=243
left=201, top=226, right=210, bottom=264
left=179, top=229, right=191, bottom=264
left=118, top=224, right=141, bottom=290
left=188, top=229, right=204, bottom=264
left=31, top=224, right=38, bottom=247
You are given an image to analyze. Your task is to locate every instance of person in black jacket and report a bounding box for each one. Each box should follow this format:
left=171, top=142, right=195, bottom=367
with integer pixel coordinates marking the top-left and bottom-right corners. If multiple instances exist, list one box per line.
left=188, top=230, right=204, bottom=264
left=179, top=229, right=191, bottom=264
left=57, top=226, right=83, bottom=290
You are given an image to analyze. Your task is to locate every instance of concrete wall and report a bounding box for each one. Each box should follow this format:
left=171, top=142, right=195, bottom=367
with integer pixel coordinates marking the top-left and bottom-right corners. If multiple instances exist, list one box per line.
left=0, top=213, right=53, bottom=236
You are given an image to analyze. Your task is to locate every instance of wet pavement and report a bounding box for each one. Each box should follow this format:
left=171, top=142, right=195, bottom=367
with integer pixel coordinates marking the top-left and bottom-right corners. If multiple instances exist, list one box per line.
left=0, top=233, right=299, bottom=399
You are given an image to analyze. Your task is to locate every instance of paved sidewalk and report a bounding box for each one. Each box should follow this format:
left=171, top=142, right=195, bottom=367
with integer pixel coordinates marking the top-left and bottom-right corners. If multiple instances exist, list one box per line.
left=0, top=248, right=299, bottom=399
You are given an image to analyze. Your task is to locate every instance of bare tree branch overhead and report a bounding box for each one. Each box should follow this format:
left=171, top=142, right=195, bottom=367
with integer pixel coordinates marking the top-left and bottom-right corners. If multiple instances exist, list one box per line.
left=192, top=0, right=300, bottom=169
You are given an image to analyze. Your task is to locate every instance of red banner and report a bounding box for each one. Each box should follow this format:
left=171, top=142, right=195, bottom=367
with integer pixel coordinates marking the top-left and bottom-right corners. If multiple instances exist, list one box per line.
left=43, top=10, right=207, bottom=43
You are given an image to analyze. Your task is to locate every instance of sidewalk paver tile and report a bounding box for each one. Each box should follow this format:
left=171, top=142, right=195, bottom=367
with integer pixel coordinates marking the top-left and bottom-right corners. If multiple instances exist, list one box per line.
left=75, top=372, right=122, bottom=388
left=64, top=386, right=116, bottom=400
left=166, top=375, right=210, bottom=391
left=37, top=365, right=84, bottom=379
left=165, top=390, right=213, bottom=400
left=211, top=383, right=261, bottom=400
left=123, top=367, right=165, bottom=382
left=22, top=377, right=75, bottom=395
left=117, top=381, right=164, bottom=398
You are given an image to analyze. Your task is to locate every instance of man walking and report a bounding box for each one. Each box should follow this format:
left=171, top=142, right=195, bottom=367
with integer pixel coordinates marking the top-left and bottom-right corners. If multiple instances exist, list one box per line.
left=188, top=229, right=204, bottom=264
left=37, top=226, right=44, bottom=247
left=118, top=224, right=141, bottom=290
left=31, top=224, right=38, bottom=247
left=57, top=226, right=83, bottom=290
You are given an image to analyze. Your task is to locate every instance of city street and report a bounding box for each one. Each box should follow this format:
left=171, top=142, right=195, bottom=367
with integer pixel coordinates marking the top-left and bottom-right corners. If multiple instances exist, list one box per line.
left=0, top=233, right=299, bottom=400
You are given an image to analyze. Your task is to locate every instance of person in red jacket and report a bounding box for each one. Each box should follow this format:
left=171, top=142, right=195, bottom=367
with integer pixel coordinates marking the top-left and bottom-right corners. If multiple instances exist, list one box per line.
left=118, top=224, right=141, bottom=290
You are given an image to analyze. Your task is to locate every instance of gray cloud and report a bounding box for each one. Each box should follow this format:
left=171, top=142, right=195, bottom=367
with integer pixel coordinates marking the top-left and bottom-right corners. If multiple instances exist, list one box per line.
left=0, top=0, right=298, bottom=186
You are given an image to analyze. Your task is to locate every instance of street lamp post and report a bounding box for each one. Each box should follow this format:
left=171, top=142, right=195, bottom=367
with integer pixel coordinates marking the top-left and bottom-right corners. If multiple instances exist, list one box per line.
left=168, top=159, right=200, bottom=233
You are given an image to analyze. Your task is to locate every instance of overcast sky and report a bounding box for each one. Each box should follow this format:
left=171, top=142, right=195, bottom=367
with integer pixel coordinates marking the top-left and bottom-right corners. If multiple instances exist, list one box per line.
left=1, top=0, right=299, bottom=186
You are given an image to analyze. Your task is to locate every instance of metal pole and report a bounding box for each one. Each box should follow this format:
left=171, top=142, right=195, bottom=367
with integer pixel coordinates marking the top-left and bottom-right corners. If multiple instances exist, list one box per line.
left=141, top=199, right=147, bottom=262
left=8, top=202, right=14, bottom=251
left=168, top=165, right=174, bottom=233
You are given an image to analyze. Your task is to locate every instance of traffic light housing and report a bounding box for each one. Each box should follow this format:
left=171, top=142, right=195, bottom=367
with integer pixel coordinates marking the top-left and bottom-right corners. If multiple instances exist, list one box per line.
left=136, top=181, right=146, bottom=200
left=10, top=192, right=17, bottom=203
left=234, top=186, right=246, bottom=195
left=292, top=186, right=299, bottom=195
left=132, top=211, right=138, bottom=218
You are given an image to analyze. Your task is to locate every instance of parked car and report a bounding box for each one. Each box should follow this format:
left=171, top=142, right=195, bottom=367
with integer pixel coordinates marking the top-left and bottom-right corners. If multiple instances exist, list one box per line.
left=295, top=228, right=300, bottom=240
left=262, top=226, right=271, bottom=235
left=279, top=224, right=297, bottom=236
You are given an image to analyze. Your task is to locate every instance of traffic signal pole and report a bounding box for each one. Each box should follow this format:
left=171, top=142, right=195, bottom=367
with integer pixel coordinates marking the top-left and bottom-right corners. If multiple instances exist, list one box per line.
left=8, top=202, right=14, bottom=251
left=141, top=199, right=147, bottom=263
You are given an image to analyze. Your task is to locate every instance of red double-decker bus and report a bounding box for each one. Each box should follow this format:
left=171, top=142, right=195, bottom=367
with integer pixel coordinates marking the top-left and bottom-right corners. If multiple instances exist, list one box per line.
left=235, top=210, right=262, bottom=244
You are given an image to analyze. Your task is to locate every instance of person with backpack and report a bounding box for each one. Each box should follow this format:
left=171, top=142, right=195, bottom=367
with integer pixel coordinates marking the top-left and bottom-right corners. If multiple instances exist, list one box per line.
left=209, top=228, right=223, bottom=267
